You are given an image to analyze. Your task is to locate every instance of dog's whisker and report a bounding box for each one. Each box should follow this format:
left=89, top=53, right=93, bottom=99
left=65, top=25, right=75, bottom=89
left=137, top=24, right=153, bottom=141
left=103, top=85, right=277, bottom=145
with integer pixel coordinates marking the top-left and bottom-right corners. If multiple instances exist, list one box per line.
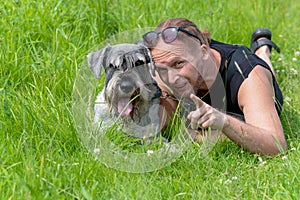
left=142, top=86, right=151, bottom=92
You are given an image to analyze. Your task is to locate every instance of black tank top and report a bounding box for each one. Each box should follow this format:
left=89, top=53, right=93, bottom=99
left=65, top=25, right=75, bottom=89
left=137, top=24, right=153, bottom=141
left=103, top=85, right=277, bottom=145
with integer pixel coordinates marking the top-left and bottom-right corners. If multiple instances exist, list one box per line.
left=204, top=39, right=283, bottom=120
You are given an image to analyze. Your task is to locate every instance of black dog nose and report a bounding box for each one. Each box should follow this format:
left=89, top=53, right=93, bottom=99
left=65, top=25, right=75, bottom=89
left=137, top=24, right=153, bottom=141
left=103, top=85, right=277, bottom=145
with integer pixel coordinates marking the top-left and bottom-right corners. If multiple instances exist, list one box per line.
left=119, top=80, right=135, bottom=93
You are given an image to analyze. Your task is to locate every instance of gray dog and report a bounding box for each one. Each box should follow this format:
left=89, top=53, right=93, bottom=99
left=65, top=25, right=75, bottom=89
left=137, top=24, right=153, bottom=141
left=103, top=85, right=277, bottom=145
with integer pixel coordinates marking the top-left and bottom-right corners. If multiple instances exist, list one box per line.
left=87, top=43, right=164, bottom=138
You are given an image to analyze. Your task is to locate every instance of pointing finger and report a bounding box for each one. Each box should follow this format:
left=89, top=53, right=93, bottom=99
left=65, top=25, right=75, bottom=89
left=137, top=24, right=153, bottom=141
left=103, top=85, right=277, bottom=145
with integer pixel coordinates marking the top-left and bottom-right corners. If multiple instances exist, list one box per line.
left=190, top=93, right=204, bottom=109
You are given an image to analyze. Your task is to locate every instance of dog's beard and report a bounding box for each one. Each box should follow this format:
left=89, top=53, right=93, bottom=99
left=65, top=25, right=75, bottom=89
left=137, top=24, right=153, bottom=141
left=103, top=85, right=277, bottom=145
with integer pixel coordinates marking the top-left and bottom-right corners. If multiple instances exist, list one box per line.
left=103, top=75, right=161, bottom=138
left=104, top=68, right=160, bottom=126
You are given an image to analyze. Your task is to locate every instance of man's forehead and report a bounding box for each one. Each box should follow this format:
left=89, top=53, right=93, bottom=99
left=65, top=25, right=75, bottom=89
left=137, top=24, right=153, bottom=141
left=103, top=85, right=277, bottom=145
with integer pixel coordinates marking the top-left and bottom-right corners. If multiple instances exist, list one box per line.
left=151, top=37, right=199, bottom=56
left=151, top=41, right=187, bottom=61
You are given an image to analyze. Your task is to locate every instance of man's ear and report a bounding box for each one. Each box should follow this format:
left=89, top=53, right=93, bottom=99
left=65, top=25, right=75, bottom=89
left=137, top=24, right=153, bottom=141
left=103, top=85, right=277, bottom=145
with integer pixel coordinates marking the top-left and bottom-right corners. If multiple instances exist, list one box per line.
left=200, top=44, right=209, bottom=60
left=87, top=45, right=111, bottom=79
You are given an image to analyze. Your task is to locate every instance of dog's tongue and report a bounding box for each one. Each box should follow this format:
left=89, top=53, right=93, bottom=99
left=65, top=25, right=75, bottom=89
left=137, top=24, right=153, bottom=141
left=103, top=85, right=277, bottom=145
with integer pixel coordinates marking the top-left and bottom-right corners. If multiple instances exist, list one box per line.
left=118, top=97, right=133, bottom=116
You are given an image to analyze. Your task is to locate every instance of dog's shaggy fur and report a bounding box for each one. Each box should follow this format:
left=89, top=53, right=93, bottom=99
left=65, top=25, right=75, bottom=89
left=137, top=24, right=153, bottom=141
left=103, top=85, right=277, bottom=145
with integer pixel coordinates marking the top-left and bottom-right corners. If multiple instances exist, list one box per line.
left=88, top=44, right=164, bottom=138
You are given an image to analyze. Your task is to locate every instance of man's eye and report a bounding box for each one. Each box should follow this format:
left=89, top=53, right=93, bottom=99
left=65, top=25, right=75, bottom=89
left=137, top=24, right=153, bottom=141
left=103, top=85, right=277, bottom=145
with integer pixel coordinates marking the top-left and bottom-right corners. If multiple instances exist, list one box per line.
left=174, top=61, right=184, bottom=69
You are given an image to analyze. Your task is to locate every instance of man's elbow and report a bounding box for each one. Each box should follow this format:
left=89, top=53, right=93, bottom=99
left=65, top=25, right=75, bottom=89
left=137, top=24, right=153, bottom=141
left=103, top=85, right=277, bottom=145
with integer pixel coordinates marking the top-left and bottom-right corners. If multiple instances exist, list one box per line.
left=260, top=139, right=287, bottom=156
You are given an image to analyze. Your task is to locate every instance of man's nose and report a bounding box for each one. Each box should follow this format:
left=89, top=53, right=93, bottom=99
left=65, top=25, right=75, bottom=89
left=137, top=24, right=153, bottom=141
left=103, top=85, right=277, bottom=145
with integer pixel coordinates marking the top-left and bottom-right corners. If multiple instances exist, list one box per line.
left=167, top=68, right=178, bottom=84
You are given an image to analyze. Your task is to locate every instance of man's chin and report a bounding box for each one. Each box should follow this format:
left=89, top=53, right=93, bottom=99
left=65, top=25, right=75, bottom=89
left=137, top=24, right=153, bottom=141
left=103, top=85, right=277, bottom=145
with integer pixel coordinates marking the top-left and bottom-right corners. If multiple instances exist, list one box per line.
left=174, top=89, right=194, bottom=100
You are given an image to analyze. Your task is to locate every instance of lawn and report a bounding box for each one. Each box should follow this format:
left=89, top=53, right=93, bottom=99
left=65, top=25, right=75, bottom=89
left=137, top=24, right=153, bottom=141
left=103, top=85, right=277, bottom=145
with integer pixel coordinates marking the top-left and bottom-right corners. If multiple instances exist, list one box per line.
left=0, top=0, right=299, bottom=199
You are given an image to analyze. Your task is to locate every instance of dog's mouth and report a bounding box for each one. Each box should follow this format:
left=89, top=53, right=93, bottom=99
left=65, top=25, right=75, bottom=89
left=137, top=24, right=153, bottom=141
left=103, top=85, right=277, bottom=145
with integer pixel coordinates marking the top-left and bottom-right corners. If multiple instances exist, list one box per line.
left=117, top=89, right=140, bottom=117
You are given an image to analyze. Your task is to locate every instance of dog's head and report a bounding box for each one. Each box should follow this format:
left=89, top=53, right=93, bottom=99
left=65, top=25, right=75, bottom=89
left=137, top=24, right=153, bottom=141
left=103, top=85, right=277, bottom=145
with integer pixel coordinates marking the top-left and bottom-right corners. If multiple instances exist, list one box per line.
left=88, top=43, right=155, bottom=80
left=88, top=44, right=161, bottom=126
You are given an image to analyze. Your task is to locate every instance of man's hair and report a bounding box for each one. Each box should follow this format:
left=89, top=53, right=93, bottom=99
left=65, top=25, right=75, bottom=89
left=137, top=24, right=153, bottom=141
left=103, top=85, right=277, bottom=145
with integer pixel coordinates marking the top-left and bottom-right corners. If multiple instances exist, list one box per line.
left=156, top=18, right=211, bottom=45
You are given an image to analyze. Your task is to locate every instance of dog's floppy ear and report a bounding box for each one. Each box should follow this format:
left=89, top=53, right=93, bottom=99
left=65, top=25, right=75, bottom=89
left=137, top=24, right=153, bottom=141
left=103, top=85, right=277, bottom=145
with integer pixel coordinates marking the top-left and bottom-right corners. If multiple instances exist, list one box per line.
left=87, top=45, right=111, bottom=79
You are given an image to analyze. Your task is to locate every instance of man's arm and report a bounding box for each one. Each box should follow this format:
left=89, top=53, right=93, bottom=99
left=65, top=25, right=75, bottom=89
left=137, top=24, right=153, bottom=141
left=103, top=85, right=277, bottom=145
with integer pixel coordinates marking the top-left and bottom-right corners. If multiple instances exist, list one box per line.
left=188, top=65, right=286, bottom=155
left=231, top=65, right=286, bottom=154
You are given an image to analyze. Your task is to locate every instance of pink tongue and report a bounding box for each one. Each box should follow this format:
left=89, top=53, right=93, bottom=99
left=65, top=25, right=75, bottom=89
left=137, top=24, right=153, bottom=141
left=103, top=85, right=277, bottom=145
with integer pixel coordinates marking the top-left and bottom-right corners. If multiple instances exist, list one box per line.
left=118, top=97, right=133, bottom=116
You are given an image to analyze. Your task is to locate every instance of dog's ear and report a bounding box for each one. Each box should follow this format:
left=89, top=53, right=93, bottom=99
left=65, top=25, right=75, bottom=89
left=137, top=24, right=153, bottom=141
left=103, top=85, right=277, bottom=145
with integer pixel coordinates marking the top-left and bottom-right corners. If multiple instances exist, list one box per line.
left=87, top=45, right=111, bottom=79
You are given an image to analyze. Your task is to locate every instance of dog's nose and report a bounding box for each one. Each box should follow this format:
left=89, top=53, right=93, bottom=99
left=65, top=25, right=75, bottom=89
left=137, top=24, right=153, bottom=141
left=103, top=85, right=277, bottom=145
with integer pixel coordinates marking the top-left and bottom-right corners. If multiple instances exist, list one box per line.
left=120, top=80, right=135, bottom=93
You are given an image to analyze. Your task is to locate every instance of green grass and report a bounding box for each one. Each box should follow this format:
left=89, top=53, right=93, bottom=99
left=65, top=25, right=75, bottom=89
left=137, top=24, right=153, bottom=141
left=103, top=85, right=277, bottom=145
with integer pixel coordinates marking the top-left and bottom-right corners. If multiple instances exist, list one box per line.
left=0, top=0, right=299, bottom=199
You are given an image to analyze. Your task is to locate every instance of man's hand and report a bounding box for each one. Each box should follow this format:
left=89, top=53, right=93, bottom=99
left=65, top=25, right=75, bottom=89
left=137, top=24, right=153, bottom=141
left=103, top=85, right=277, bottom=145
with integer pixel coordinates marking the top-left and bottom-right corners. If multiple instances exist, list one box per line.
left=187, top=94, right=226, bottom=130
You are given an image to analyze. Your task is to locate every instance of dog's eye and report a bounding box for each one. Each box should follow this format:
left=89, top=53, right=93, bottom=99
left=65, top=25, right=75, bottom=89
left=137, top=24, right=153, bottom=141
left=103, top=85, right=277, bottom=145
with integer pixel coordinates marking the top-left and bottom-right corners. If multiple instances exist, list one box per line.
left=108, top=64, right=114, bottom=69
left=135, top=60, right=144, bottom=66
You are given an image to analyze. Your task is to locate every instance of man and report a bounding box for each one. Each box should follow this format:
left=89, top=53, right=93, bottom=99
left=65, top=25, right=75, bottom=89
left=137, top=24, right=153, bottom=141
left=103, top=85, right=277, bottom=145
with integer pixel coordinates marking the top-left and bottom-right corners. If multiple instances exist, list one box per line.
left=143, top=18, right=286, bottom=155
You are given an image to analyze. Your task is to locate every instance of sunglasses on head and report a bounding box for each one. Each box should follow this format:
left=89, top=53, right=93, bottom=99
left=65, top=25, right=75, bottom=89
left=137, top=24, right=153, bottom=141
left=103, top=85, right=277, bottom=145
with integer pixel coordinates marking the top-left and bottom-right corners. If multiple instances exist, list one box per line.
left=143, top=26, right=203, bottom=48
